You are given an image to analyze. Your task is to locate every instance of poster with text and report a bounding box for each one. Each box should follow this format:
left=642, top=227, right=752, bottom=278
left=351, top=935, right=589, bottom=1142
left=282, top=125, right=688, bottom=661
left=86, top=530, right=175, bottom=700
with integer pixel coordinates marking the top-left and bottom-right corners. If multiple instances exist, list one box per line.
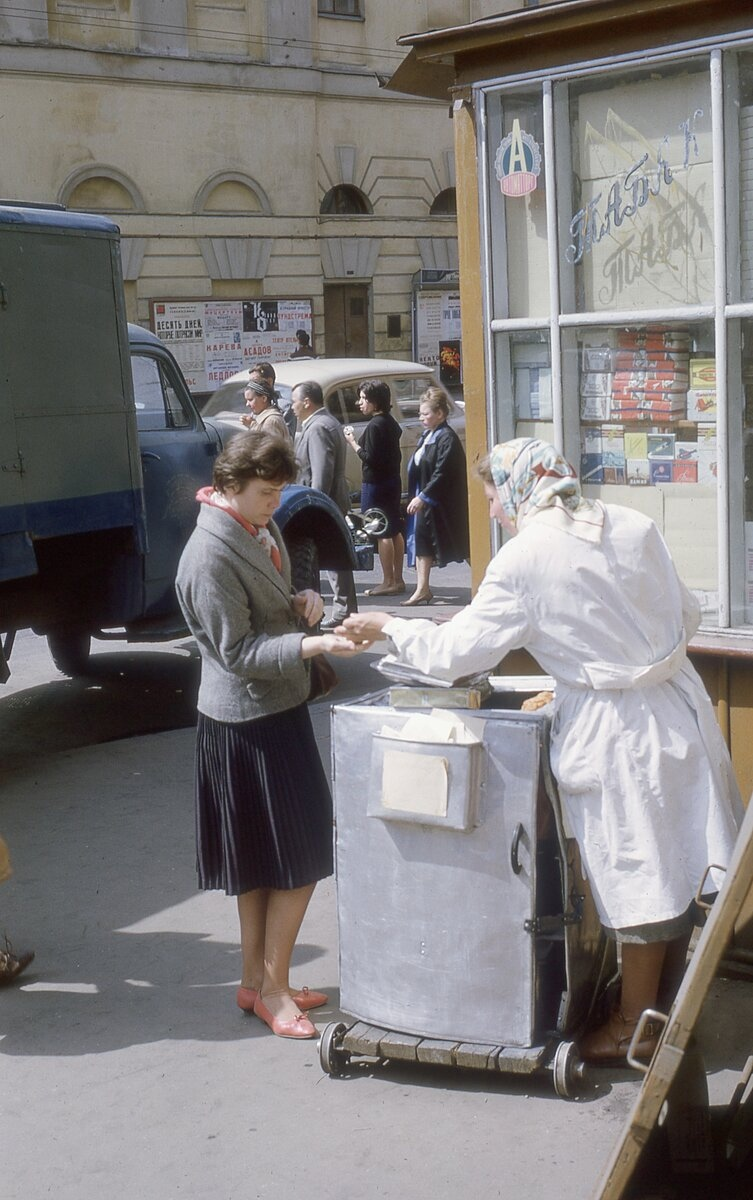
left=415, top=291, right=462, bottom=385
left=150, top=299, right=313, bottom=393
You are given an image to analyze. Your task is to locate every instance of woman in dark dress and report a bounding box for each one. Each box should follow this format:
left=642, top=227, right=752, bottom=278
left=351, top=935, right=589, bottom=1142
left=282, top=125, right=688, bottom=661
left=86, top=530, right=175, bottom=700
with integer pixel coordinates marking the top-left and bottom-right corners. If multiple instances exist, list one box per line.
left=175, top=431, right=359, bottom=1039
left=402, top=386, right=469, bottom=606
left=343, top=378, right=405, bottom=596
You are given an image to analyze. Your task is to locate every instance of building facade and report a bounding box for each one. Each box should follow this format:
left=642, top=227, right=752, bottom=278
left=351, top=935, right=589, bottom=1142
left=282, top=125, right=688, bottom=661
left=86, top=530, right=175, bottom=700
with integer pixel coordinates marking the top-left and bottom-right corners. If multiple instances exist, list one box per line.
left=0, top=1, right=528, bottom=392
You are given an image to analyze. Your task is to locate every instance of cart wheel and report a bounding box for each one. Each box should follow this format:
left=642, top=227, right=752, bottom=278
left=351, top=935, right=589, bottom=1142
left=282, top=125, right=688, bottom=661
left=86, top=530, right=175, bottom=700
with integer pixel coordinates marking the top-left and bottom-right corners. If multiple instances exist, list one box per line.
left=552, top=1040, right=585, bottom=1099
left=319, top=1022, right=349, bottom=1077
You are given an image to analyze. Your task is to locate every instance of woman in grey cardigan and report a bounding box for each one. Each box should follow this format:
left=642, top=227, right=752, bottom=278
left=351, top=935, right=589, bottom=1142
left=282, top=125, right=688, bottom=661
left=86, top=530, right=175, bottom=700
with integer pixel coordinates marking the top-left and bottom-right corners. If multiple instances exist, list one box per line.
left=176, top=430, right=360, bottom=1039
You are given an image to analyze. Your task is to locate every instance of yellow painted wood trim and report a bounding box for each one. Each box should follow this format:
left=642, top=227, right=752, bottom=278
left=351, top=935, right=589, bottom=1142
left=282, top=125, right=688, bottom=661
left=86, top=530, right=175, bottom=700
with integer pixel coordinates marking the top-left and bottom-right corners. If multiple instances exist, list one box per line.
left=453, top=98, right=491, bottom=595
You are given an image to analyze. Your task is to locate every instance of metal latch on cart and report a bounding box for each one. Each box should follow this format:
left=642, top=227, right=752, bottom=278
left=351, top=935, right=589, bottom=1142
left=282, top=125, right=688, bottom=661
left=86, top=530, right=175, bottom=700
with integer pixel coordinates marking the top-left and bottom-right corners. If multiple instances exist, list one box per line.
left=524, top=895, right=584, bottom=935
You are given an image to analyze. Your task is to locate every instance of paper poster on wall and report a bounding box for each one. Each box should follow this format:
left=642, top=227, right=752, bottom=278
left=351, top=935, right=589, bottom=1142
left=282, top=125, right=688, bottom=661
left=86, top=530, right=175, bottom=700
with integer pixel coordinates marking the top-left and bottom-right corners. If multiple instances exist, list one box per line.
left=415, top=290, right=463, bottom=384
left=150, top=298, right=313, bottom=393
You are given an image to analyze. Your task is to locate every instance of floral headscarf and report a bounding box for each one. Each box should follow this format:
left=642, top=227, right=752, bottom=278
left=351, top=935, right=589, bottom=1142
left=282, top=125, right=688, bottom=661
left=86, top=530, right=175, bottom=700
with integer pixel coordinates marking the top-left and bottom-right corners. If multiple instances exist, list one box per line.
left=489, top=438, right=604, bottom=542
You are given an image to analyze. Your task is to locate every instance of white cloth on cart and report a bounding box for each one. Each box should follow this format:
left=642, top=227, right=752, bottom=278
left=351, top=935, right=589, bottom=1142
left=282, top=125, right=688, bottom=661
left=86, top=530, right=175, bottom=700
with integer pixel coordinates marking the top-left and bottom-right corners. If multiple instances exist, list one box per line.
left=383, top=503, right=743, bottom=931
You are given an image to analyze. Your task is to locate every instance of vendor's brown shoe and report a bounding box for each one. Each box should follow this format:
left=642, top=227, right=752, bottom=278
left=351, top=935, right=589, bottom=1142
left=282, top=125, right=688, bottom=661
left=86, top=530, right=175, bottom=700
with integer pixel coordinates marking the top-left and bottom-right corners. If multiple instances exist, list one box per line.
left=0, top=942, right=34, bottom=986
left=578, top=1007, right=659, bottom=1064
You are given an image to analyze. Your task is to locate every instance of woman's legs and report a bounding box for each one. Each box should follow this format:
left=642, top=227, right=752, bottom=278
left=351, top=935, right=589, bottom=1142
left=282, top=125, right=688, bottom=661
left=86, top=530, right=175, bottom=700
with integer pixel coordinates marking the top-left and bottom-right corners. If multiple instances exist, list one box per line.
left=403, top=554, right=433, bottom=605
left=374, top=533, right=405, bottom=590
left=237, top=888, right=269, bottom=990
left=619, top=941, right=667, bottom=1018
left=580, top=941, right=669, bottom=1062
left=258, top=882, right=316, bottom=1022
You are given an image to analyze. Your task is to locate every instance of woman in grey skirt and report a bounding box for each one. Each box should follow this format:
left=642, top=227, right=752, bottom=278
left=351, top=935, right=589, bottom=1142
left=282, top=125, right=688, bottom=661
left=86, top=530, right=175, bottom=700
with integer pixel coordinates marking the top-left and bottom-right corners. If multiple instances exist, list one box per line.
left=176, top=430, right=360, bottom=1039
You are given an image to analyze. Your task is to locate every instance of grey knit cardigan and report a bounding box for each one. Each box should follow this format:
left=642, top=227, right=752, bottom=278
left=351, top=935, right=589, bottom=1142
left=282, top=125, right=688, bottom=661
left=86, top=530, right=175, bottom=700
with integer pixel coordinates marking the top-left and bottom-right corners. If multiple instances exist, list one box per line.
left=175, top=504, right=309, bottom=722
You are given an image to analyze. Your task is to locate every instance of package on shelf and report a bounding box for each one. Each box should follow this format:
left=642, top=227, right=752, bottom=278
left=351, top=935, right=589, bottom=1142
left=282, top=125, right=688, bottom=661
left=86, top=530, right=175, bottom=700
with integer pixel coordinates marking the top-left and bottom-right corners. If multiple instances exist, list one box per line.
left=625, top=431, right=648, bottom=460
left=627, top=458, right=650, bottom=485
left=580, top=370, right=612, bottom=396
left=648, top=433, right=676, bottom=459
left=515, top=364, right=553, bottom=420
left=672, top=459, right=699, bottom=483
left=689, top=358, right=716, bottom=389
left=617, top=329, right=692, bottom=352
left=582, top=346, right=613, bottom=371
left=687, top=389, right=717, bottom=419
left=602, top=424, right=626, bottom=483
left=675, top=441, right=699, bottom=461
left=580, top=392, right=610, bottom=420
left=613, top=350, right=690, bottom=371
left=611, top=397, right=687, bottom=419
left=697, top=423, right=718, bottom=485
left=580, top=426, right=603, bottom=484
left=613, top=372, right=688, bottom=393
left=649, top=459, right=673, bottom=484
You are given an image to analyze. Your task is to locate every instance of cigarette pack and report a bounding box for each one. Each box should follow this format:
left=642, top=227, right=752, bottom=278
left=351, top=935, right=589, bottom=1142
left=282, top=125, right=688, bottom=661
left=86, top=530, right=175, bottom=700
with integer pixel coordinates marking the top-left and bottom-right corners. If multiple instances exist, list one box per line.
left=687, top=389, right=717, bottom=419
left=627, top=458, right=650, bottom=485
left=672, top=459, right=698, bottom=483
left=582, top=347, right=612, bottom=372
left=689, top=358, right=716, bottom=389
left=649, top=459, right=673, bottom=484
left=647, top=433, right=676, bottom=459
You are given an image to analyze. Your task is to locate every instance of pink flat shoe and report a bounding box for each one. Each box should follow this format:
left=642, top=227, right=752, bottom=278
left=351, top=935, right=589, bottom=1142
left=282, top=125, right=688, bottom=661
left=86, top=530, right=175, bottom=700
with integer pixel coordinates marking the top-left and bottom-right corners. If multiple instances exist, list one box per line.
left=252, top=994, right=317, bottom=1040
left=237, top=985, right=328, bottom=1013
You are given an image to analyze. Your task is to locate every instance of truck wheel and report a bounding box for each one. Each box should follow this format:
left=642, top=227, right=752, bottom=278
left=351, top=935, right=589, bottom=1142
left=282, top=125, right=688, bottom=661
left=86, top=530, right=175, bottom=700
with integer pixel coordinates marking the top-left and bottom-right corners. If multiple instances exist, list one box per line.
left=287, top=535, right=320, bottom=595
left=47, top=629, right=92, bottom=676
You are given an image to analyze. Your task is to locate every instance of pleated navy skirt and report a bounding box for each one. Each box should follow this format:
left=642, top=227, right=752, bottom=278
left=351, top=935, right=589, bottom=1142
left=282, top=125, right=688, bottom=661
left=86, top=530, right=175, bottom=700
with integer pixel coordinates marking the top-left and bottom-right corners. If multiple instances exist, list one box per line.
left=194, top=703, right=334, bottom=895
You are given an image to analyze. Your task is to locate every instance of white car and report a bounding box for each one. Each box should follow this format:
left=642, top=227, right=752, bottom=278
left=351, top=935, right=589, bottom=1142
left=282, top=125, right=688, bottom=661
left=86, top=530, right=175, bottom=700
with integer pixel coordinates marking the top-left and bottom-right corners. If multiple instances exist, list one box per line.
left=201, top=357, right=465, bottom=499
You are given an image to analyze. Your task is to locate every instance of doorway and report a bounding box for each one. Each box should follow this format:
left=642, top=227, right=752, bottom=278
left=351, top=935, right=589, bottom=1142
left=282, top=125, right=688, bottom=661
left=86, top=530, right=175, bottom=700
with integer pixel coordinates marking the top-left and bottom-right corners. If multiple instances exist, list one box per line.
left=323, top=284, right=370, bottom=357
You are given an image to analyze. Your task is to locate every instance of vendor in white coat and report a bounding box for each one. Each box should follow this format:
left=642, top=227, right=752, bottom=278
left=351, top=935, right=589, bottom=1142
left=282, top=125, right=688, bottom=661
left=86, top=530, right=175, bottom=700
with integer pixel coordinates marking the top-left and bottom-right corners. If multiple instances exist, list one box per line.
left=341, top=438, right=743, bottom=1063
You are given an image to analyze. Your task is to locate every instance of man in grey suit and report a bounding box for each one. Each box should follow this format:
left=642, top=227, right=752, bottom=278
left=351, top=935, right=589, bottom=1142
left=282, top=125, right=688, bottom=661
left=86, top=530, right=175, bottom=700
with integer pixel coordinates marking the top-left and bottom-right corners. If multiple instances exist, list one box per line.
left=291, top=380, right=358, bottom=627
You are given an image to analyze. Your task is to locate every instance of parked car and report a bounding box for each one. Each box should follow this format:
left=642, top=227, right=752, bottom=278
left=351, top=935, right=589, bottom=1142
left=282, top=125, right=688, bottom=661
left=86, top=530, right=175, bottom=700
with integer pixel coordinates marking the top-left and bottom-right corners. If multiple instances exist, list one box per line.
left=201, top=358, right=466, bottom=499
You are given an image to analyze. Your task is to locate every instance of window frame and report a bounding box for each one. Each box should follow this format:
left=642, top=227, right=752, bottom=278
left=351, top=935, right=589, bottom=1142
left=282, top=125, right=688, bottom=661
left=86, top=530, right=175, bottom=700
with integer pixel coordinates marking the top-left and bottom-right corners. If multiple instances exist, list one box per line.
left=477, top=40, right=753, bottom=634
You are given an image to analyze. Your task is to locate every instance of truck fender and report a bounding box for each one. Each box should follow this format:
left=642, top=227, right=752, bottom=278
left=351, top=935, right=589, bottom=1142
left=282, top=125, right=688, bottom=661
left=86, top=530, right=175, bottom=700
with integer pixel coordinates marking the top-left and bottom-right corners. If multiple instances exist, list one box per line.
left=275, top=484, right=357, bottom=576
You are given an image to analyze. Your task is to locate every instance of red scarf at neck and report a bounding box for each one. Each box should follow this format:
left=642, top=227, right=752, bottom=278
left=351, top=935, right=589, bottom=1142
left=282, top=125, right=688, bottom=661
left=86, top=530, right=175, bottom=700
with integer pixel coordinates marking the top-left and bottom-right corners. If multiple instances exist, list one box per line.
left=196, top=487, right=282, bottom=573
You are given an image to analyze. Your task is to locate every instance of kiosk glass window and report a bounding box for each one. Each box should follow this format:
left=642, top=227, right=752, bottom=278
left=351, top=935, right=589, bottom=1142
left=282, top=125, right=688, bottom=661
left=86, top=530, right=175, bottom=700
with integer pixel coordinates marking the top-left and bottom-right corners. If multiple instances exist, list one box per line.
left=486, top=91, right=549, bottom=320
left=734, top=54, right=753, bottom=305
left=493, top=331, right=554, bottom=447
left=567, top=320, right=718, bottom=623
left=562, top=63, right=713, bottom=314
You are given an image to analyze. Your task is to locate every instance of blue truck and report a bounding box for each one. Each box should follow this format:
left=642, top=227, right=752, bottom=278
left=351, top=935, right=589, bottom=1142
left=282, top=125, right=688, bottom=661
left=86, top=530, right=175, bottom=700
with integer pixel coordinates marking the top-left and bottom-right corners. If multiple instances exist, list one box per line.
left=0, top=203, right=357, bottom=678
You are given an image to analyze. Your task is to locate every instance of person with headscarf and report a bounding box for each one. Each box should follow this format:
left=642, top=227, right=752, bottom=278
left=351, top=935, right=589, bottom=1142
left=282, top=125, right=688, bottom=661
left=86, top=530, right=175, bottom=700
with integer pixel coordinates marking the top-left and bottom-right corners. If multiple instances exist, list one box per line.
left=339, top=437, right=742, bottom=1064
left=240, top=364, right=291, bottom=441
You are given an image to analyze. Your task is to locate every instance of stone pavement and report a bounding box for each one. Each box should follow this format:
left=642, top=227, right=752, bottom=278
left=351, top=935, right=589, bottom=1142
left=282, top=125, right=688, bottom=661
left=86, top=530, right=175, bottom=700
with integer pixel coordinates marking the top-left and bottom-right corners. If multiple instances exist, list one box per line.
left=0, top=559, right=715, bottom=1200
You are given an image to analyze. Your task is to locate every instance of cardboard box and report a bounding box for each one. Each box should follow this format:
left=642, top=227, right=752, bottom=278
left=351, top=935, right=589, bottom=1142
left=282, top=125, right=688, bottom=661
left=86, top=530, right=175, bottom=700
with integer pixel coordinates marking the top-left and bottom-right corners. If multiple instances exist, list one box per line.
left=627, top=458, right=650, bottom=485
left=647, top=433, right=676, bottom=459
left=689, top=358, right=716, bottom=389
left=687, top=389, right=717, bottom=419
left=672, top=459, right=698, bottom=483
left=649, top=459, right=673, bottom=484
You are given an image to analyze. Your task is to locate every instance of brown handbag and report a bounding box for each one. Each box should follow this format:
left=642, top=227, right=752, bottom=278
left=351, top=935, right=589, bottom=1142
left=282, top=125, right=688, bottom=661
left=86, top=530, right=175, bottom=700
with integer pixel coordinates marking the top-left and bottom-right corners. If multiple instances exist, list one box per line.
left=308, top=654, right=339, bottom=702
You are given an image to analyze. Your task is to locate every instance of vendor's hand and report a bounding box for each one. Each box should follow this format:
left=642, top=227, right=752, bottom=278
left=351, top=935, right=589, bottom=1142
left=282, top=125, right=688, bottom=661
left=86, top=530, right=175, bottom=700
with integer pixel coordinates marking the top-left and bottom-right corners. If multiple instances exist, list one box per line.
left=338, top=611, right=391, bottom=645
left=292, top=589, right=324, bottom=627
left=406, top=496, right=425, bottom=515
left=240, top=413, right=255, bottom=428
left=521, top=690, right=554, bottom=712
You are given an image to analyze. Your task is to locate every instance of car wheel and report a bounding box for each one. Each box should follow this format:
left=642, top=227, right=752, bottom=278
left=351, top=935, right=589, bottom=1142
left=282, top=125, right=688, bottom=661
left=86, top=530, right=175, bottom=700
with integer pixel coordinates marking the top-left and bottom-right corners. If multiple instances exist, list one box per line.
left=287, top=534, right=320, bottom=595
left=47, top=628, right=92, bottom=676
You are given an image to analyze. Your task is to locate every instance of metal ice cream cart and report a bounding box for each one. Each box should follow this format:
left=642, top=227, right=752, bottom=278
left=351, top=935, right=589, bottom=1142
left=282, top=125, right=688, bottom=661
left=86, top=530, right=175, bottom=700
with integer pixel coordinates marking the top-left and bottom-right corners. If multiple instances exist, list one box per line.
left=319, top=680, right=615, bottom=1097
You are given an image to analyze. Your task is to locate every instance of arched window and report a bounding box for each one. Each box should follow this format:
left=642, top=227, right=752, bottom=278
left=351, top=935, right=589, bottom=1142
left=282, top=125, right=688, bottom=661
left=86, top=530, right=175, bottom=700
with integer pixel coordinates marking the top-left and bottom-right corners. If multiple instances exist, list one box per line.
left=430, top=188, right=457, bottom=216
left=59, top=166, right=144, bottom=213
left=320, top=184, right=372, bottom=215
left=194, top=172, right=271, bottom=215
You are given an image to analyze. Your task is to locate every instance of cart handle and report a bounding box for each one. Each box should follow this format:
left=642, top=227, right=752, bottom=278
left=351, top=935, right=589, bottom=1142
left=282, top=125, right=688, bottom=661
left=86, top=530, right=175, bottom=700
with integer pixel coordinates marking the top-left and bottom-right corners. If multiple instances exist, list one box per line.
left=694, top=863, right=727, bottom=911
left=626, top=1008, right=667, bottom=1073
left=510, top=822, right=525, bottom=875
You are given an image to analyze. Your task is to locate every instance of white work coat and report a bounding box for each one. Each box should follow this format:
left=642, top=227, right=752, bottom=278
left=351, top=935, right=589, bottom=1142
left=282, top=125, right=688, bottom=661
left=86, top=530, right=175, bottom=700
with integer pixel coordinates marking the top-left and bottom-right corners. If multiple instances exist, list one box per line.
left=384, top=503, right=742, bottom=930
